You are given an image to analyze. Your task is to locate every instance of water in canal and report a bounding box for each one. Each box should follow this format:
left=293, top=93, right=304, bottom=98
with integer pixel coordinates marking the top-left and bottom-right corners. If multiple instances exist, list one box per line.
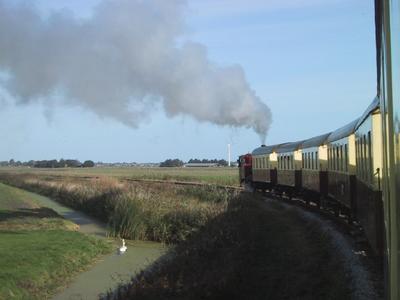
left=21, top=189, right=166, bottom=300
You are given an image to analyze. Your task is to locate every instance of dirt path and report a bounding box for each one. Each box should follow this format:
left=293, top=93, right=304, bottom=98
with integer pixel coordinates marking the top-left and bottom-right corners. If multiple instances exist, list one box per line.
left=20, top=189, right=166, bottom=300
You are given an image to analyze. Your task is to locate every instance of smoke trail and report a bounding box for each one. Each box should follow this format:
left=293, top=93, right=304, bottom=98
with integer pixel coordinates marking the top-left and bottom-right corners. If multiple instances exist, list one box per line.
left=0, top=0, right=272, bottom=141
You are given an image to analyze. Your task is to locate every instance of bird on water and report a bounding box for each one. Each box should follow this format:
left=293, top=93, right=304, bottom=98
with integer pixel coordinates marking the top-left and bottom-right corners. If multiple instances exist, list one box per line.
left=119, top=239, right=127, bottom=254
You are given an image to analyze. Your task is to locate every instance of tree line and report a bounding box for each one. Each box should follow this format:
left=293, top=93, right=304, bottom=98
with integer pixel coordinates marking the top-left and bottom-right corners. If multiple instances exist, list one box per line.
left=0, top=159, right=95, bottom=168
left=159, top=158, right=229, bottom=167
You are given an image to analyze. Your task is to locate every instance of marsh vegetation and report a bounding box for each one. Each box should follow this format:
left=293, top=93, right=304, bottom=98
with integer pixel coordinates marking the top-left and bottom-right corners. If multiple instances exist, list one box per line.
left=0, top=166, right=239, bottom=186
left=0, top=172, right=236, bottom=244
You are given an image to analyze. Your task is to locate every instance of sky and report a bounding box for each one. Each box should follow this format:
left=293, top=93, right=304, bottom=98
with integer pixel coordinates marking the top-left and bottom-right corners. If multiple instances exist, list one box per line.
left=0, top=0, right=376, bottom=163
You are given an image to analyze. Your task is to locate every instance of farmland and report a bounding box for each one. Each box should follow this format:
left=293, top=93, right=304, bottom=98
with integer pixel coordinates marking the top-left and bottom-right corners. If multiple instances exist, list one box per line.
left=0, top=166, right=239, bottom=187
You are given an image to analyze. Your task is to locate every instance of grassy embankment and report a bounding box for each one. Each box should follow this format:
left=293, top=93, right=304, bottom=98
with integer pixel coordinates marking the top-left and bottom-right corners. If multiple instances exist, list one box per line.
left=106, top=195, right=351, bottom=300
left=0, top=173, right=234, bottom=244
left=0, top=183, right=111, bottom=300
left=0, top=169, right=352, bottom=299
left=0, top=166, right=239, bottom=186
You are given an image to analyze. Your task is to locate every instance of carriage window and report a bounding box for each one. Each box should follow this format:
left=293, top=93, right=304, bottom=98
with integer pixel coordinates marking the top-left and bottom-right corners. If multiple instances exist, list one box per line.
left=328, top=148, right=331, bottom=169
left=330, top=148, right=332, bottom=169
left=364, top=135, right=368, bottom=180
left=335, top=146, right=339, bottom=171
left=310, top=152, right=313, bottom=170
left=306, top=152, right=308, bottom=169
left=356, top=140, right=359, bottom=175
left=368, top=131, right=372, bottom=183
left=344, top=144, right=348, bottom=172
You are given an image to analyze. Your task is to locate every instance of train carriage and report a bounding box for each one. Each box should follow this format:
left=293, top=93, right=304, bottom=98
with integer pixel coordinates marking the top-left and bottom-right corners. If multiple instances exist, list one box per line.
left=251, top=144, right=282, bottom=191
left=238, top=1, right=400, bottom=297
left=354, top=97, right=384, bottom=255
left=301, top=133, right=331, bottom=203
left=326, top=119, right=359, bottom=214
left=276, top=141, right=304, bottom=197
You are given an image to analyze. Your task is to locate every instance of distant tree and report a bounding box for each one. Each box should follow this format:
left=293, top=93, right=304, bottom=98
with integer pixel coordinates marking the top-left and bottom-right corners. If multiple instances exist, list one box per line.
left=83, top=160, right=95, bottom=168
left=65, top=159, right=82, bottom=168
left=160, top=159, right=184, bottom=167
left=218, top=159, right=228, bottom=166
left=58, top=159, right=66, bottom=168
left=186, top=158, right=228, bottom=166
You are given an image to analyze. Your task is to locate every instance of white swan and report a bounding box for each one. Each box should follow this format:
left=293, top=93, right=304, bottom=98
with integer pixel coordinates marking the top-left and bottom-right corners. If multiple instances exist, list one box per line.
left=119, top=239, right=127, bottom=254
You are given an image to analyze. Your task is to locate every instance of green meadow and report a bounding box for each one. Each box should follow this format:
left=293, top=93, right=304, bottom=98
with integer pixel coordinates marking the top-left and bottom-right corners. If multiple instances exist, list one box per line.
left=0, top=183, right=111, bottom=300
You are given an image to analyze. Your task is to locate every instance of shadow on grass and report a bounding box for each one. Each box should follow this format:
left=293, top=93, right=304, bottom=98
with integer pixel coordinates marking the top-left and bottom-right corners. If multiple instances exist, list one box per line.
left=0, top=207, right=62, bottom=221
left=104, top=194, right=351, bottom=300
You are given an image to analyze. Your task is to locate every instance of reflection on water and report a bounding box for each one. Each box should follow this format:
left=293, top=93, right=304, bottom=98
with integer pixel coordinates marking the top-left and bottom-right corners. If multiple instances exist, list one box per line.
left=53, top=240, right=165, bottom=300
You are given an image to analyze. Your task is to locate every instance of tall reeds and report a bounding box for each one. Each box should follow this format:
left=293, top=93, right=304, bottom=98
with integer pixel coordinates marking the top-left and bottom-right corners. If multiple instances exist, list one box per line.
left=0, top=173, right=232, bottom=243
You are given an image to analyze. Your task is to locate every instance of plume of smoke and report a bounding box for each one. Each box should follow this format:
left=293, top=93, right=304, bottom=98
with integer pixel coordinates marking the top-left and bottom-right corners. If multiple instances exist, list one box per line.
left=0, top=0, right=272, bottom=141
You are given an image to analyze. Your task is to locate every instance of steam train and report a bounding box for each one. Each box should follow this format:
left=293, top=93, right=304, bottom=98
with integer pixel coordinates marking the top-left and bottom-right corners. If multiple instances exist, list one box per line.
left=239, top=98, right=383, bottom=255
left=239, top=1, right=400, bottom=298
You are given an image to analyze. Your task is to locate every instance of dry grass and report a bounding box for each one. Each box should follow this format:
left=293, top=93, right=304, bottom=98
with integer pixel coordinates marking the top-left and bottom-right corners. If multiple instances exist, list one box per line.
left=0, top=173, right=235, bottom=244
left=0, top=166, right=239, bottom=186
left=104, top=194, right=351, bottom=300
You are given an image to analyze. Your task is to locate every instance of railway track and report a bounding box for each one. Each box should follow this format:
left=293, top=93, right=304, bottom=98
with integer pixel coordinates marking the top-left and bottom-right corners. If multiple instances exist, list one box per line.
left=256, top=188, right=376, bottom=259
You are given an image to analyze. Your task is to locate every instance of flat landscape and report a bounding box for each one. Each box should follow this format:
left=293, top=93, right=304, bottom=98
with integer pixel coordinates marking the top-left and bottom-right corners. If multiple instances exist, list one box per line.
left=0, top=167, right=372, bottom=299
left=0, top=167, right=239, bottom=187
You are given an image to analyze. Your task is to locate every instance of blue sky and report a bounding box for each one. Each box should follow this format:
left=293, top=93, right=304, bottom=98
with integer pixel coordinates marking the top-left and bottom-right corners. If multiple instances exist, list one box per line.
left=0, top=0, right=376, bottom=163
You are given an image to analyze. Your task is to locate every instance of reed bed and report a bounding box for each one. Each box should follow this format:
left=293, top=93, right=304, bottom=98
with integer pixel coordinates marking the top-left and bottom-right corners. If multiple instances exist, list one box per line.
left=0, top=166, right=239, bottom=186
left=104, top=194, right=350, bottom=300
left=0, top=173, right=235, bottom=243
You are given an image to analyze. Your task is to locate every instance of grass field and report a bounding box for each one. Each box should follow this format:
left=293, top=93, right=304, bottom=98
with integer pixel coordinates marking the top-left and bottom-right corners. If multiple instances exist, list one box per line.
left=0, top=174, right=235, bottom=244
left=0, top=166, right=239, bottom=186
left=0, top=183, right=111, bottom=299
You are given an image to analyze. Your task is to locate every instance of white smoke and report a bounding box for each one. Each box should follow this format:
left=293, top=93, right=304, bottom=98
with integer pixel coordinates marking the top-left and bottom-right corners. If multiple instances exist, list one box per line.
left=0, top=0, right=272, bottom=141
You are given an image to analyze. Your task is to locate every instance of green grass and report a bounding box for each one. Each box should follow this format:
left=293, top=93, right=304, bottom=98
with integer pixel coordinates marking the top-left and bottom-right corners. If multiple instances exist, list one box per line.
left=0, top=230, right=110, bottom=300
left=0, top=166, right=239, bottom=186
left=0, top=183, right=112, bottom=299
